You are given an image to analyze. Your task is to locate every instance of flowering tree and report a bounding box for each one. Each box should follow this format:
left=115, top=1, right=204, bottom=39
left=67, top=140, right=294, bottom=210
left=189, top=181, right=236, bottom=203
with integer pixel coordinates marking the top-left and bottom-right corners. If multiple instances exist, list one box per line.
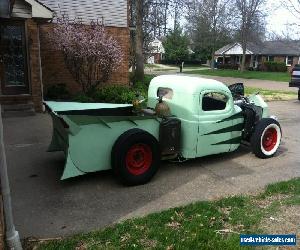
left=49, top=16, right=123, bottom=93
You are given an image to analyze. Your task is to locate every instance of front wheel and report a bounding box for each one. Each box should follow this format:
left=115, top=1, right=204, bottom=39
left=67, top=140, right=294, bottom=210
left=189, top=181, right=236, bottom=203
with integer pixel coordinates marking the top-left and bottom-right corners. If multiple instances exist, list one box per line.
left=298, top=89, right=300, bottom=100
left=251, top=118, right=282, bottom=159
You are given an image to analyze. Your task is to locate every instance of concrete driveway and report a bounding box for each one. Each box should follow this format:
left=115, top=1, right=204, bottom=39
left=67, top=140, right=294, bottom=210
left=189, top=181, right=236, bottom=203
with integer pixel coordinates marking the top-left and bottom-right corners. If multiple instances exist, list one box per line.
left=3, top=100, right=300, bottom=239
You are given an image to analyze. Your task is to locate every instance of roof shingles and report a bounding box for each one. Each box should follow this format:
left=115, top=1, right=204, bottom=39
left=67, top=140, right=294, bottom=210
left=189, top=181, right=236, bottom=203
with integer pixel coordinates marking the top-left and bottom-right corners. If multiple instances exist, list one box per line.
left=216, top=40, right=300, bottom=56
left=39, top=0, right=128, bottom=27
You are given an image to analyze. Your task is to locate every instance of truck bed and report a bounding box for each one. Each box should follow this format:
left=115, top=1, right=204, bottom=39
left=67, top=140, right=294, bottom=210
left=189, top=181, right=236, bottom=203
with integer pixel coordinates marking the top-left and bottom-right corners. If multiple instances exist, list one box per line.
left=44, top=101, right=134, bottom=116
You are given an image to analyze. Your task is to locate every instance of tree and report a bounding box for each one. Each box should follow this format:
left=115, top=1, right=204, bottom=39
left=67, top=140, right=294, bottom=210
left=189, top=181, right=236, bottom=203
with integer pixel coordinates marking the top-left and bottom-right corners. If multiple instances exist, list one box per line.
left=135, top=0, right=144, bottom=82
left=282, top=0, right=300, bottom=20
left=235, top=0, right=266, bottom=71
left=163, top=27, right=189, bottom=64
left=186, top=0, right=234, bottom=68
left=49, top=16, right=123, bottom=93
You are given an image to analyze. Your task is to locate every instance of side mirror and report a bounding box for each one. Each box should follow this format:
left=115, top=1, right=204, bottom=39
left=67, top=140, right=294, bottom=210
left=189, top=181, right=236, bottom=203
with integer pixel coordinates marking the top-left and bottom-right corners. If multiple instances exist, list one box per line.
left=228, top=83, right=244, bottom=97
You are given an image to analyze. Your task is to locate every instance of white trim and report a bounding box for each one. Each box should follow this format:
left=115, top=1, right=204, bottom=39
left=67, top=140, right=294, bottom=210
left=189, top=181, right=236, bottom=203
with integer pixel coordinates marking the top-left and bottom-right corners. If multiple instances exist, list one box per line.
left=24, top=0, right=53, bottom=18
left=260, top=124, right=281, bottom=156
left=286, top=56, right=293, bottom=66
left=217, top=42, right=254, bottom=55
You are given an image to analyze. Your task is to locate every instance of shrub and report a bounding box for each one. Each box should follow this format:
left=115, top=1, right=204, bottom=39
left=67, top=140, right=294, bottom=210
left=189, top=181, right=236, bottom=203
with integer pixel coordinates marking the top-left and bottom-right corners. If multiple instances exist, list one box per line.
left=263, top=61, right=287, bottom=72
left=217, top=64, right=239, bottom=70
left=72, top=93, right=94, bottom=103
left=49, top=15, right=123, bottom=93
left=92, top=85, right=136, bottom=103
left=45, top=84, right=70, bottom=100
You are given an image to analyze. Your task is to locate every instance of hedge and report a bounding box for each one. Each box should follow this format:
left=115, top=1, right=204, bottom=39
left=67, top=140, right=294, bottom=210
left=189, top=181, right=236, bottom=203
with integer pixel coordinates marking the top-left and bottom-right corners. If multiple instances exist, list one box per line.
left=263, top=61, right=287, bottom=72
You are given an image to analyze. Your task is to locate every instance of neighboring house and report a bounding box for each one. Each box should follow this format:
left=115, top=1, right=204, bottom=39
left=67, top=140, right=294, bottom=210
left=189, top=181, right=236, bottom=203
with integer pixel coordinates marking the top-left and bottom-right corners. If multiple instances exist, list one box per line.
left=0, top=0, right=129, bottom=113
left=215, top=41, right=300, bottom=71
left=147, top=38, right=165, bottom=64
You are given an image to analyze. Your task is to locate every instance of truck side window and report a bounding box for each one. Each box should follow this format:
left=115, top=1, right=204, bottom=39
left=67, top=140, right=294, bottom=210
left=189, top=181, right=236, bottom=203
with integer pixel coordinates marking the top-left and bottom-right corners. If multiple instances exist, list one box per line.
left=202, top=92, right=228, bottom=111
left=157, top=87, right=173, bottom=99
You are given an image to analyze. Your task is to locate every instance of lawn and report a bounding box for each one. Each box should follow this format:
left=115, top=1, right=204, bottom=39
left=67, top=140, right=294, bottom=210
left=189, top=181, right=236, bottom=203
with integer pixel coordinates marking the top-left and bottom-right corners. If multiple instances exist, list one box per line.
left=188, top=69, right=290, bottom=82
left=245, top=87, right=296, bottom=101
left=29, top=178, right=300, bottom=250
left=143, top=75, right=296, bottom=101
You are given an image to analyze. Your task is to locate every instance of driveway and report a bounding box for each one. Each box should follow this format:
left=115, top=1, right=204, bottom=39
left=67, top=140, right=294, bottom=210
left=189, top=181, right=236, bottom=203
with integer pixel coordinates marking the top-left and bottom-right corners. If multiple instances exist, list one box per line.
left=4, top=100, right=300, bottom=239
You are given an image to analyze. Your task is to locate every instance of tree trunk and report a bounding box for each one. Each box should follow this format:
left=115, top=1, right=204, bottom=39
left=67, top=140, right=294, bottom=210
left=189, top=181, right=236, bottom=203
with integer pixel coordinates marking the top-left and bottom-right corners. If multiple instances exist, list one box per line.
left=211, top=52, right=215, bottom=70
left=135, top=0, right=144, bottom=82
left=240, top=41, right=246, bottom=72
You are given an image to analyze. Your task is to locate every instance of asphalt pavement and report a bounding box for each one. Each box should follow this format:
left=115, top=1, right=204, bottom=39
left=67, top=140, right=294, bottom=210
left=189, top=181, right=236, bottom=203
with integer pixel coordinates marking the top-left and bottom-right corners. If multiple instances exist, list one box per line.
left=3, top=100, right=300, bottom=238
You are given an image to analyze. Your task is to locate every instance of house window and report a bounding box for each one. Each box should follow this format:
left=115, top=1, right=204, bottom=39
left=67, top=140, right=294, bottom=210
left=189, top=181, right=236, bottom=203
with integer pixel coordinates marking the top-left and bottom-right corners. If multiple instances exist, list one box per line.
left=267, top=56, right=274, bottom=62
left=202, top=92, right=228, bottom=111
left=286, top=56, right=293, bottom=66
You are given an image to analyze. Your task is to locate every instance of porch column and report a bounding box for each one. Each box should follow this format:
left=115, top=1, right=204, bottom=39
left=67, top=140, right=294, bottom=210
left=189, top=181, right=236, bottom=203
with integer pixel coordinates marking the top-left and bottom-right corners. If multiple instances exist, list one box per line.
left=26, top=19, right=43, bottom=112
left=250, top=55, right=254, bottom=68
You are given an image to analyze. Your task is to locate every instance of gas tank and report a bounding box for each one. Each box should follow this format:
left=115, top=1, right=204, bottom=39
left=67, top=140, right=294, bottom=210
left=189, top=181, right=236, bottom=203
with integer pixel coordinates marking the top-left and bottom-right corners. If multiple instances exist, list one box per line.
left=155, top=96, right=171, bottom=118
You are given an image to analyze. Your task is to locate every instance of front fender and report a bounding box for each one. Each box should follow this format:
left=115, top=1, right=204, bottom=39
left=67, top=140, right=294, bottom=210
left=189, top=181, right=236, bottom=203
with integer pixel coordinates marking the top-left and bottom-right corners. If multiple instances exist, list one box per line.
left=248, top=94, right=269, bottom=118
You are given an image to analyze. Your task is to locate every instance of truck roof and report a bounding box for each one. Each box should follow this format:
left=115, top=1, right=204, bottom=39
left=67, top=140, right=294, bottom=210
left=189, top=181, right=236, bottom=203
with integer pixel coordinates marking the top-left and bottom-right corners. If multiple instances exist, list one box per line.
left=149, top=75, right=230, bottom=95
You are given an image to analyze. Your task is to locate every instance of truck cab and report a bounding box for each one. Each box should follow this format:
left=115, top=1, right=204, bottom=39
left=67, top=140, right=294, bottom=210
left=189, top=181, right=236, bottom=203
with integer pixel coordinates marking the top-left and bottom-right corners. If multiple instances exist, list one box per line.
left=148, top=75, right=246, bottom=158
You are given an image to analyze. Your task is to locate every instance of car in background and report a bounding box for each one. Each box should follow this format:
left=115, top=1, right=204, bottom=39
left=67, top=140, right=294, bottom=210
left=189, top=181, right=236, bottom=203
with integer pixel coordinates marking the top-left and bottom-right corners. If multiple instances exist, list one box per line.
left=289, top=64, right=300, bottom=100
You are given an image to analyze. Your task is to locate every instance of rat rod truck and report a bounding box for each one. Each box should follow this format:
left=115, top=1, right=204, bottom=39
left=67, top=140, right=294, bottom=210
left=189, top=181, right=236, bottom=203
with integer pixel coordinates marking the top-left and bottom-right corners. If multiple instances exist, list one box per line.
left=45, top=75, right=282, bottom=185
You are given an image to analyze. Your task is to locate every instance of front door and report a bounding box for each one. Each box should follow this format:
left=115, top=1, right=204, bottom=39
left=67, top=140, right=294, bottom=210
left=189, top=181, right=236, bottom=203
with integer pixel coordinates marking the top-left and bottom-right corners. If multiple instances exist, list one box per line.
left=0, top=20, right=29, bottom=95
left=196, top=90, right=238, bottom=157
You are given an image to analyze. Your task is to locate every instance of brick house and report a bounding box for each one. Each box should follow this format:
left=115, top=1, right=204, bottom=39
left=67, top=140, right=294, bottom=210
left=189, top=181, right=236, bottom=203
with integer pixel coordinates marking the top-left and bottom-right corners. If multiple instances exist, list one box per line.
left=0, top=0, right=129, bottom=113
left=215, top=41, right=300, bottom=71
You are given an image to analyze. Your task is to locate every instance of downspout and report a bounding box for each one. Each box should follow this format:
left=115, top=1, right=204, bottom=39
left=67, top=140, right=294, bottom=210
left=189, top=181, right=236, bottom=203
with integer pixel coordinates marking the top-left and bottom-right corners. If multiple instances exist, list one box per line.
left=0, top=109, right=22, bottom=250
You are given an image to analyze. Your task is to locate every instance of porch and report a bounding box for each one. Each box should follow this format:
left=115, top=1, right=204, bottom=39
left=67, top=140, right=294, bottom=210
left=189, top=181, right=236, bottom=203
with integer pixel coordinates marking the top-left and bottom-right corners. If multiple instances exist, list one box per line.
left=215, top=55, right=262, bottom=69
left=0, top=0, right=53, bottom=115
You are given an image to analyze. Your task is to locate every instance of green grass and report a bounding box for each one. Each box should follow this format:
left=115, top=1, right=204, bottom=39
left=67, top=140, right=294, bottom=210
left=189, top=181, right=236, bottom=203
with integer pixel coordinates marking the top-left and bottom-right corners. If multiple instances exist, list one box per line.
left=142, top=75, right=296, bottom=101
left=245, top=87, right=296, bottom=101
left=144, top=64, right=162, bottom=69
left=32, top=178, right=300, bottom=250
left=188, top=69, right=290, bottom=82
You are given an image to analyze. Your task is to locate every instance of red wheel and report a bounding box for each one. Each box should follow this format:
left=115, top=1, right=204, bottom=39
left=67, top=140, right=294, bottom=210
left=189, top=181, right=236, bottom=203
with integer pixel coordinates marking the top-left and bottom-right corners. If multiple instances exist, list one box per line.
left=251, top=118, right=282, bottom=159
left=112, top=129, right=160, bottom=185
left=125, top=144, right=153, bottom=176
left=262, top=127, right=278, bottom=152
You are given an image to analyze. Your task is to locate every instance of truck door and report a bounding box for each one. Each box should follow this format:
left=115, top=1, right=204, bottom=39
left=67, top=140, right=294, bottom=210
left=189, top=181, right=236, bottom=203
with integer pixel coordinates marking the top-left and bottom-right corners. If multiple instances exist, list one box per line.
left=196, top=90, right=240, bottom=157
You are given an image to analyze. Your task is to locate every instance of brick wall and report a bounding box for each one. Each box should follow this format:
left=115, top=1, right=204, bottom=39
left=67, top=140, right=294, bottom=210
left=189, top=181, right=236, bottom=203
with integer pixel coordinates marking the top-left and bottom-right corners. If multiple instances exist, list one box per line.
left=39, top=24, right=130, bottom=96
left=26, top=19, right=43, bottom=112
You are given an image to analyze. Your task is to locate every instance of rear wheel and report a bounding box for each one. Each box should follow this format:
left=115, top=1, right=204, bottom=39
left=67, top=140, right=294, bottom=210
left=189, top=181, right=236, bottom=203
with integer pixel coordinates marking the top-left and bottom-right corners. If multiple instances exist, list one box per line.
left=111, top=129, right=160, bottom=186
left=298, top=89, right=300, bottom=100
left=251, top=118, right=282, bottom=159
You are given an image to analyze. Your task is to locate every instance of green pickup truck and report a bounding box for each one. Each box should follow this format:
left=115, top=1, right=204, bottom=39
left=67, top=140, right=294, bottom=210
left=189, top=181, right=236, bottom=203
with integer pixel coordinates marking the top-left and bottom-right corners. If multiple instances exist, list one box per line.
left=45, top=75, right=282, bottom=185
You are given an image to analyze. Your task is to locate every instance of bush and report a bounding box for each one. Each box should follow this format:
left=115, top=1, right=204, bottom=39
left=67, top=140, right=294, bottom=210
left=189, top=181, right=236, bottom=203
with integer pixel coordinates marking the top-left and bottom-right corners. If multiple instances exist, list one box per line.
left=217, top=64, right=239, bottom=70
left=45, top=84, right=70, bottom=100
left=92, top=85, right=136, bottom=104
left=263, top=61, right=287, bottom=72
left=71, top=74, right=155, bottom=104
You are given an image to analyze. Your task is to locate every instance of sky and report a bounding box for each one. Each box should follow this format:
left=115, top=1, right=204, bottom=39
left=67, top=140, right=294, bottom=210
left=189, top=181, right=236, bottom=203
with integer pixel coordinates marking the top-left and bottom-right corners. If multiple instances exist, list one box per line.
left=266, top=0, right=300, bottom=39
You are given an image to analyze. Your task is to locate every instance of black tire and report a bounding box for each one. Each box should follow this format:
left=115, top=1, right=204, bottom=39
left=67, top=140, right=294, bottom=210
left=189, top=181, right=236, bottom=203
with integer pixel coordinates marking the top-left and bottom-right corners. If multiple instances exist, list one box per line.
left=111, top=129, right=160, bottom=186
left=251, top=118, right=282, bottom=159
left=298, top=89, right=300, bottom=101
